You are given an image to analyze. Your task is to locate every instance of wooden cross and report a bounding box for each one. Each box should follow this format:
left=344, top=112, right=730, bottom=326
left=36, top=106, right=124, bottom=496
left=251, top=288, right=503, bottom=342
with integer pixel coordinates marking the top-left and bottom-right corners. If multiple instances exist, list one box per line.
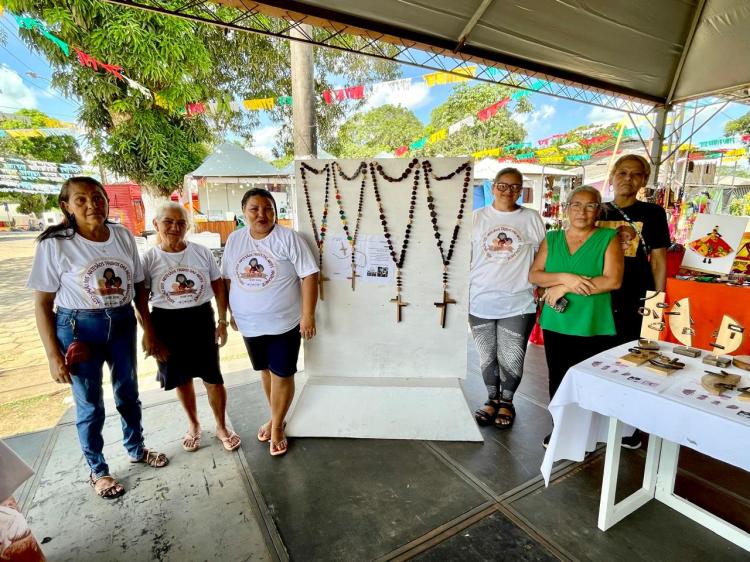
left=347, top=267, right=360, bottom=291
left=318, top=273, right=330, bottom=301
left=390, top=293, right=409, bottom=322
left=434, top=290, right=457, bottom=328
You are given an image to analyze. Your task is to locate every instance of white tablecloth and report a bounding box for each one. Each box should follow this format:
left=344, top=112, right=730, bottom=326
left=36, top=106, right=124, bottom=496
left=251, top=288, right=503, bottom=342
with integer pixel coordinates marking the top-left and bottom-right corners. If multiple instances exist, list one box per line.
left=541, top=341, right=750, bottom=485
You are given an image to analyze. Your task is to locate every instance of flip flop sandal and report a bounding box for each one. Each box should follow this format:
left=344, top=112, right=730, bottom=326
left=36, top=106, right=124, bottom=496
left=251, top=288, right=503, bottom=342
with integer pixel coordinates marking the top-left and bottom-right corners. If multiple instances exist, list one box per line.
left=89, top=474, right=125, bottom=500
left=494, top=401, right=516, bottom=430
left=257, top=421, right=286, bottom=442
left=270, top=437, right=288, bottom=457
left=218, top=431, right=242, bottom=452
left=474, top=400, right=500, bottom=426
left=182, top=432, right=201, bottom=452
left=130, top=448, right=169, bottom=468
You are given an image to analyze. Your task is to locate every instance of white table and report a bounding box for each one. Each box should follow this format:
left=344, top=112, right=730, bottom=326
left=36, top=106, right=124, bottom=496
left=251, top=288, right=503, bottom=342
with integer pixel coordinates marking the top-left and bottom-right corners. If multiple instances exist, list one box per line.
left=540, top=341, right=750, bottom=551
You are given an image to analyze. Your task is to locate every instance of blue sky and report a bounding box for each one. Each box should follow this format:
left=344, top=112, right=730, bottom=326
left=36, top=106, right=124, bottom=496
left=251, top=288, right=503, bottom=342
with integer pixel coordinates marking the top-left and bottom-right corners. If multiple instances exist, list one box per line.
left=1, top=9, right=748, bottom=162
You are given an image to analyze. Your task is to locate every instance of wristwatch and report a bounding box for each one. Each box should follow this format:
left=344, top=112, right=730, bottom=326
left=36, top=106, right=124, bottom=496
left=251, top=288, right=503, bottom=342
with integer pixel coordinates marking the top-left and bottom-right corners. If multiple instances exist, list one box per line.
left=218, top=319, right=229, bottom=327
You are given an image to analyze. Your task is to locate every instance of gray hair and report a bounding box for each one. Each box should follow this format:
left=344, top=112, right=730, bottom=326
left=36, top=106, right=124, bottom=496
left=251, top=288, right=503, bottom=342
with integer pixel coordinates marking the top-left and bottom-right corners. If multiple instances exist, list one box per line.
left=611, top=154, right=651, bottom=181
left=566, top=185, right=602, bottom=206
left=494, top=167, right=523, bottom=184
left=155, top=201, right=189, bottom=222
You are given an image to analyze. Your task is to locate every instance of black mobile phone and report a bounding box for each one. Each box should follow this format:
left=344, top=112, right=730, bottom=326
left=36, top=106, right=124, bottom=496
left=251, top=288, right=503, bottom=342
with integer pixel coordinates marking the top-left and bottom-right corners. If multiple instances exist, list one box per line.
left=551, top=296, right=569, bottom=313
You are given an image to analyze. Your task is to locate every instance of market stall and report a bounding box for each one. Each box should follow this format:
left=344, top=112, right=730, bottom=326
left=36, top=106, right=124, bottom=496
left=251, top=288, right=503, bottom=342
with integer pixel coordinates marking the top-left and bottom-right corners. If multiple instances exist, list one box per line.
left=183, top=142, right=292, bottom=244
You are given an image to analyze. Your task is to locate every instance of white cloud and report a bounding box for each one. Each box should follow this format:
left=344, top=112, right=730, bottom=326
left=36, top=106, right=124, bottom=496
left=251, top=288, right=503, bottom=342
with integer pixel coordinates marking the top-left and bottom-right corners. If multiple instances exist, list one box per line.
left=512, top=104, right=556, bottom=138
left=587, top=106, right=625, bottom=125
left=0, top=65, right=38, bottom=110
left=363, top=80, right=431, bottom=111
left=246, top=125, right=281, bottom=161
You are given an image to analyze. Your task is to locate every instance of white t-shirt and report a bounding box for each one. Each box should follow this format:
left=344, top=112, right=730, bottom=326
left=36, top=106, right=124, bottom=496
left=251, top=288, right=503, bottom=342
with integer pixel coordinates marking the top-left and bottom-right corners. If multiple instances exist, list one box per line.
left=222, top=225, right=318, bottom=337
left=27, top=224, right=144, bottom=310
left=470, top=205, right=546, bottom=319
left=143, top=242, right=221, bottom=310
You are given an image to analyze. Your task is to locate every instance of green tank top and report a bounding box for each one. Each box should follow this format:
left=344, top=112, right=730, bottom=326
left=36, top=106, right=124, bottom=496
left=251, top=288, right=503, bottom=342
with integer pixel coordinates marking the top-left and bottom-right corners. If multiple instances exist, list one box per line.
left=539, top=228, right=617, bottom=337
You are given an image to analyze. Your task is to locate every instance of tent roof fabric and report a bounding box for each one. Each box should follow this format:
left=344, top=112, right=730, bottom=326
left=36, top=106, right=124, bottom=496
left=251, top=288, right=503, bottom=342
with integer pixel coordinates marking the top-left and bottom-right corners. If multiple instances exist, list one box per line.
left=230, top=0, right=750, bottom=105
left=189, top=142, right=286, bottom=178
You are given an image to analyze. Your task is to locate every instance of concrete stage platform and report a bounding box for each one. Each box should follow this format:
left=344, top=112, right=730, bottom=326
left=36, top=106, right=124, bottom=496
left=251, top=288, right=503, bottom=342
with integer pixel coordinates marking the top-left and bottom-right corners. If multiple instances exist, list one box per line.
left=6, top=338, right=749, bottom=561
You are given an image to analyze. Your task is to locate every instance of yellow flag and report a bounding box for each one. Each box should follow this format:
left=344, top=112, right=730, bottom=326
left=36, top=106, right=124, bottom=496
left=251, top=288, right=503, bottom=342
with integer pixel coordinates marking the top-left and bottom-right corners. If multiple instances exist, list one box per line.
left=427, top=129, right=448, bottom=144
left=243, top=98, right=275, bottom=111
left=423, top=67, right=476, bottom=87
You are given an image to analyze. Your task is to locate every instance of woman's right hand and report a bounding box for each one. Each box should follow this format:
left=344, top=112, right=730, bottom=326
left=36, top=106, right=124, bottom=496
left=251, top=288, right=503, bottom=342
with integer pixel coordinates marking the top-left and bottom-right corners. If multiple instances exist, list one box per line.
left=560, top=273, right=596, bottom=296
left=48, top=352, right=72, bottom=384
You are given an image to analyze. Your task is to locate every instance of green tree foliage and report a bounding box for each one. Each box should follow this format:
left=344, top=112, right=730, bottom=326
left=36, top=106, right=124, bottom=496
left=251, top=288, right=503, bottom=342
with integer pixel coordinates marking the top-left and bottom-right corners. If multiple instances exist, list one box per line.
left=15, top=193, right=58, bottom=215
left=331, top=105, right=423, bottom=158
left=0, top=109, right=82, bottom=162
left=728, top=192, right=750, bottom=216
left=419, top=83, right=533, bottom=157
left=725, top=111, right=750, bottom=136
left=8, top=0, right=398, bottom=195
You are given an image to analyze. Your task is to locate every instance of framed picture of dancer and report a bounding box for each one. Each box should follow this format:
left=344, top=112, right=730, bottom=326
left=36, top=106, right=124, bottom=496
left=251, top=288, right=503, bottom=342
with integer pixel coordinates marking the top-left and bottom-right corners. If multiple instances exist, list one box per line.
left=681, top=213, right=749, bottom=274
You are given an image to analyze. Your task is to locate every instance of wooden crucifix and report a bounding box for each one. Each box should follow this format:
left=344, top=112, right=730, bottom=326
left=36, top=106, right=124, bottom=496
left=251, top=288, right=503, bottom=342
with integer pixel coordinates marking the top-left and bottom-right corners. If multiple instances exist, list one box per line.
left=346, top=267, right=360, bottom=291
left=318, top=273, right=330, bottom=301
left=434, top=290, right=457, bottom=328
left=390, top=293, right=409, bottom=322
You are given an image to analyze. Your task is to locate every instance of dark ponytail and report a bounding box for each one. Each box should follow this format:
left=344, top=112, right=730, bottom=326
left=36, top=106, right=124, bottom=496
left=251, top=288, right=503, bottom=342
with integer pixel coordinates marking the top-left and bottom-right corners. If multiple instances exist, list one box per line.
left=241, top=187, right=278, bottom=223
left=37, top=177, right=110, bottom=242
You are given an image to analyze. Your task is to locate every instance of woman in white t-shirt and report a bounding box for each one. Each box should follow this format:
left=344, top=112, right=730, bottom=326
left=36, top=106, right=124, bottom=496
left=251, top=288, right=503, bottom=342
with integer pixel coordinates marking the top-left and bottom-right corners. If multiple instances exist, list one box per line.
left=223, top=188, right=319, bottom=457
left=142, top=202, right=241, bottom=453
left=470, top=168, right=546, bottom=429
left=27, top=177, right=168, bottom=500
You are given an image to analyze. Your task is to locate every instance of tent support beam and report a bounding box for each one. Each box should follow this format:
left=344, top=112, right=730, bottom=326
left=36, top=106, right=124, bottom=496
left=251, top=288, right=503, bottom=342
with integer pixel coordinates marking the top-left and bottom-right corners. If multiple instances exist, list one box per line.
left=455, top=0, right=495, bottom=52
left=666, top=0, right=707, bottom=105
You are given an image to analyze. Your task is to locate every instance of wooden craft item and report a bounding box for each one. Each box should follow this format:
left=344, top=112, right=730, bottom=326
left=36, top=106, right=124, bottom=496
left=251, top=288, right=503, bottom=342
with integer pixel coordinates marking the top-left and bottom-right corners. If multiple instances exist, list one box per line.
left=708, top=314, right=744, bottom=355
left=738, top=388, right=750, bottom=402
left=700, top=372, right=741, bottom=396
left=732, top=355, right=750, bottom=371
left=644, top=354, right=685, bottom=376
left=640, top=290, right=666, bottom=343
left=618, top=349, right=659, bottom=366
left=702, top=354, right=732, bottom=368
left=668, top=298, right=702, bottom=357
left=638, top=338, right=660, bottom=351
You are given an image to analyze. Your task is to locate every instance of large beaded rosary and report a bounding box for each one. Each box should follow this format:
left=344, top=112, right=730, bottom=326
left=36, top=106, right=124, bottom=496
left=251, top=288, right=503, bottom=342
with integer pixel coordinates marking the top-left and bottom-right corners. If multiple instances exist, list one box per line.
left=422, top=159, right=472, bottom=328
left=300, top=161, right=331, bottom=300
left=332, top=161, right=368, bottom=290
left=369, top=158, right=421, bottom=322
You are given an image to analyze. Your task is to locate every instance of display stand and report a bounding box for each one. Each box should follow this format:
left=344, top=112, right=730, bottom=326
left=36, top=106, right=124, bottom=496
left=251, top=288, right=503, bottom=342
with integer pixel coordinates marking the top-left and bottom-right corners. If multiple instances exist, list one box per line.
left=288, top=158, right=481, bottom=441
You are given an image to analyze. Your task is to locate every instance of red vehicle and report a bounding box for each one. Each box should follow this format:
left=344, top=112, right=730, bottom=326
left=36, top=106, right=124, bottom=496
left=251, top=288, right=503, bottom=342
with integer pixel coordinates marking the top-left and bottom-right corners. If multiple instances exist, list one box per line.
left=104, top=183, right=145, bottom=236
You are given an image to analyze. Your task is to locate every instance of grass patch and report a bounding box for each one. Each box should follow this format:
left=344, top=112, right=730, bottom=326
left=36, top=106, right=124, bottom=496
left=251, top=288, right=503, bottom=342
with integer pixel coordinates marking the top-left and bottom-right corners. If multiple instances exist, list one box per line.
left=0, top=390, right=71, bottom=438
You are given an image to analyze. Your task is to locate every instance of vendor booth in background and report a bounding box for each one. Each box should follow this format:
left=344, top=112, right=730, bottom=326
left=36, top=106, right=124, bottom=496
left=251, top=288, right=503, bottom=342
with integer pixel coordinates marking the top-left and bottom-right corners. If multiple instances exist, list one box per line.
left=104, top=182, right=145, bottom=236
left=183, top=142, right=292, bottom=245
left=472, top=158, right=581, bottom=225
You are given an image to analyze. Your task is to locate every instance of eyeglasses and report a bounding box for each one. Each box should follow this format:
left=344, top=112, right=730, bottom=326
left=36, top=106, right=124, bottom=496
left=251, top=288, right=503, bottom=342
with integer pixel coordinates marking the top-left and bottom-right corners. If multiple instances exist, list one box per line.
left=494, top=182, right=522, bottom=192
left=567, top=202, right=600, bottom=212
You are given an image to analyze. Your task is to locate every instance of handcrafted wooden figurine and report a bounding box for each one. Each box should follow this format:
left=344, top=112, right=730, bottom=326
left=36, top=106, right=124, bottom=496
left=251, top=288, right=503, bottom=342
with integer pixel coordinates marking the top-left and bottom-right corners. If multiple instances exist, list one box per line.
left=733, top=355, right=750, bottom=371
left=702, top=315, right=743, bottom=368
left=669, top=298, right=702, bottom=358
left=700, top=370, right=742, bottom=396
left=639, top=290, right=667, bottom=346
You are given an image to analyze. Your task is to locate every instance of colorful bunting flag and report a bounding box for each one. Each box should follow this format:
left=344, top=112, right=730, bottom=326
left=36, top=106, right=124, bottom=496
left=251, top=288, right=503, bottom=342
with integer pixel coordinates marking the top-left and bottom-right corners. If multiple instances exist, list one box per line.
left=409, top=137, right=427, bottom=150
left=477, top=97, right=510, bottom=121
left=423, top=66, right=476, bottom=87
left=243, top=98, right=275, bottom=111
left=427, top=129, right=448, bottom=144
left=395, top=146, right=408, bottom=157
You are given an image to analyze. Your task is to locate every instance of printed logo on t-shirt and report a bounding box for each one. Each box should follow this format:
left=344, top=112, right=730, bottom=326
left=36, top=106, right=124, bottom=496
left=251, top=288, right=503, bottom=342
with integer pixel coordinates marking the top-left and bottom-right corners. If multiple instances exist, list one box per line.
left=482, top=226, right=523, bottom=262
left=82, top=259, right=132, bottom=307
left=234, top=251, right=276, bottom=290
left=158, top=267, right=207, bottom=306
left=598, top=220, right=642, bottom=257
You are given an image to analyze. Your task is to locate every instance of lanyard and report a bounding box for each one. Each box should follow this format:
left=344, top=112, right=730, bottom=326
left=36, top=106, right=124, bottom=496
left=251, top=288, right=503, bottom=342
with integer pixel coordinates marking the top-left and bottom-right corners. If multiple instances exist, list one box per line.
left=610, top=202, right=650, bottom=255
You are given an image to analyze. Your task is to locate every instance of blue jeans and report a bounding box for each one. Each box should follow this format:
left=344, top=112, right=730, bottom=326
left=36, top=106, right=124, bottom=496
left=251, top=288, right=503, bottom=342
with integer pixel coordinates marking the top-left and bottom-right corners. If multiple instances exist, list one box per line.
left=56, top=304, right=144, bottom=477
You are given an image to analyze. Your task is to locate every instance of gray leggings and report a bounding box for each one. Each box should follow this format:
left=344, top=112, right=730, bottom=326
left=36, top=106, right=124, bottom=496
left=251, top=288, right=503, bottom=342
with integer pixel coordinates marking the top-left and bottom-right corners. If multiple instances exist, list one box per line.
left=469, top=312, right=536, bottom=401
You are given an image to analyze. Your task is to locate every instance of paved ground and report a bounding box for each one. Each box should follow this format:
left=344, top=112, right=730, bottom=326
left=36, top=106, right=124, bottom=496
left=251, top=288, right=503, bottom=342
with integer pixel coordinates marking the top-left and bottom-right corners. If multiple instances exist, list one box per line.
left=0, top=232, right=252, bottom=436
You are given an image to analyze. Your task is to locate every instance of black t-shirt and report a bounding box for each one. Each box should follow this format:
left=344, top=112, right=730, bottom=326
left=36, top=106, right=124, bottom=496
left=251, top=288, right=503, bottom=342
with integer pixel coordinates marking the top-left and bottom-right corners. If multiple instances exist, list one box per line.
left=598, top=201, right=671, bottom=304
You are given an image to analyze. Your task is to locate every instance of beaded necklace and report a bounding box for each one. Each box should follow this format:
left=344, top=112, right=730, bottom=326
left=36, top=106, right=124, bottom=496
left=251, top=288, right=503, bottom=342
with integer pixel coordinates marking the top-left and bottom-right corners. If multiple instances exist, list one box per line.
left=300, top=162, right=332, bottom=299
left=421, top=159, right=472, bottom=328
left=369, top=158, right=421, bottom=322
left=332, top=161, right=368, bottom=290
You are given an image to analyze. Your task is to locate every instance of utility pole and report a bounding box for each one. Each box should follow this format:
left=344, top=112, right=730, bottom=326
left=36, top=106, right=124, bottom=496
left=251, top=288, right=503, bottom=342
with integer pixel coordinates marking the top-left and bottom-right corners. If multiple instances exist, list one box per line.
left=290, top=25, right=317, bottom=159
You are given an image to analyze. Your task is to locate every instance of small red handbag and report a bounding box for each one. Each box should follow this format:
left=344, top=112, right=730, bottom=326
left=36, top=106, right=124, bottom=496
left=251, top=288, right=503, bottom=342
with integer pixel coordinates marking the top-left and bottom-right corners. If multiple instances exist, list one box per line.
left=65, top=340, right=91, bottom=366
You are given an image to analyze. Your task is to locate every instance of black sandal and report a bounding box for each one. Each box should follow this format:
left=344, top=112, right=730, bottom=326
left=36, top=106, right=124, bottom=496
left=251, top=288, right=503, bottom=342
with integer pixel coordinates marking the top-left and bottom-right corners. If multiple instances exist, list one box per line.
left=494, top=401, right=516, bottom=429
left=474, top=400, right=500, bottom=426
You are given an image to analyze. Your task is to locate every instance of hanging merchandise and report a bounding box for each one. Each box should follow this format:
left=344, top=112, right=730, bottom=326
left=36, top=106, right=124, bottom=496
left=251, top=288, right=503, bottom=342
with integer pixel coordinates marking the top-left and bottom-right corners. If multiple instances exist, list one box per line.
left=369, top=159, right=421, bottom=322
left=331, top=161, right=368, bottom=290
left=300, top=162, right=332, bottom=299
left=421, top=160, right=471, bottom=328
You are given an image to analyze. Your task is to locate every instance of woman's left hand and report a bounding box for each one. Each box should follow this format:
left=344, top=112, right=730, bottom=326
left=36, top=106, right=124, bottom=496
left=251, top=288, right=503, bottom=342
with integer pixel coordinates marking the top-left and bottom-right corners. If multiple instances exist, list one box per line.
left=300, top=314, right=316, bottom=341
left=543, top=285, right=568, bottom=307
left=142, top=331, right=169, bottom=362
left=215, top=324, right=228, bottom=347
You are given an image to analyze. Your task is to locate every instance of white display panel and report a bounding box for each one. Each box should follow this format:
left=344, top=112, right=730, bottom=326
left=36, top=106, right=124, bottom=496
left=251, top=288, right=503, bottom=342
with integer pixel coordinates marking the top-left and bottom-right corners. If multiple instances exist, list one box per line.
left=290, top=158, right=481, bottom=441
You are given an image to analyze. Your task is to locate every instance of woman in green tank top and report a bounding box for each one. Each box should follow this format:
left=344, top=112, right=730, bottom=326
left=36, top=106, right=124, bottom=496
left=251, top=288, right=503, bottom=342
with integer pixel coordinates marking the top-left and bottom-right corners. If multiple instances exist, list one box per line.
left=529, top=186, right=623, bottom=445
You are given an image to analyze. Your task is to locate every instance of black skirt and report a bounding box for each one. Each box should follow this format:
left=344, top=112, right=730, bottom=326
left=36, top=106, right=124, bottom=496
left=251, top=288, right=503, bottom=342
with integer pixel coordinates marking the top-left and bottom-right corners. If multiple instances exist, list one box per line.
left=151, top=302, right=224, bottom=390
